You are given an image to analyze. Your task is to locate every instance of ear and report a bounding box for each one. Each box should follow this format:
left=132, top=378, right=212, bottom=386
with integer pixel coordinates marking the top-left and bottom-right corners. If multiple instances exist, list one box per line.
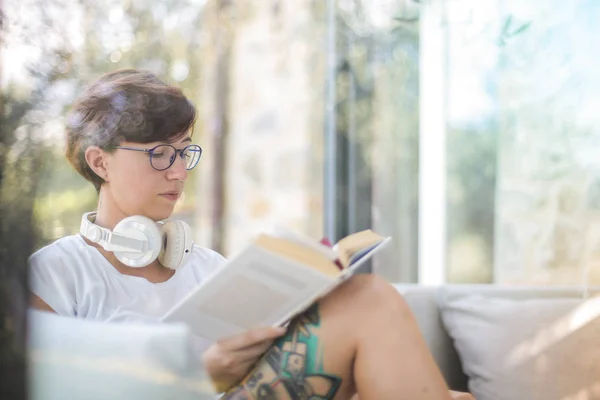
left=85, top=146, right=110, bottom=181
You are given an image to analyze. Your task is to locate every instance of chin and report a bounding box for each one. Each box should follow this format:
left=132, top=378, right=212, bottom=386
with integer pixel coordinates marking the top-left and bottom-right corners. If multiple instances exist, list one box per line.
left=156, top=211, right=175, bottom=222
left=147, top=207, right=175, bottom=222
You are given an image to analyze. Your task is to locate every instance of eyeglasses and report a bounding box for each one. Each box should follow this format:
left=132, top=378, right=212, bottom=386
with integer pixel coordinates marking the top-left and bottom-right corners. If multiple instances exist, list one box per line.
left=115, top=144, right=203, bottom=171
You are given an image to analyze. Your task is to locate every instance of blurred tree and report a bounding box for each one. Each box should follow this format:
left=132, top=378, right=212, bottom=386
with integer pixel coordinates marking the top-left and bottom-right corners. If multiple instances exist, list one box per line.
left=1, top=0, right=207, bottom=242
left=0, top=2, right=37, bottom=398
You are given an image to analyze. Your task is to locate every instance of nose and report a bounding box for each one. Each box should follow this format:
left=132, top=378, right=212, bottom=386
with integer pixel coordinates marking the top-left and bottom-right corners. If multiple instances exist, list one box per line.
left=166, top=153, right=188, bottom=181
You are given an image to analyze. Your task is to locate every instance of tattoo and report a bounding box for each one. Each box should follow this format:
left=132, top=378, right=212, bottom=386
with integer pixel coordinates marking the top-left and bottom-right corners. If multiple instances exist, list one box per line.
left=222, top=304, right=342, bottom=399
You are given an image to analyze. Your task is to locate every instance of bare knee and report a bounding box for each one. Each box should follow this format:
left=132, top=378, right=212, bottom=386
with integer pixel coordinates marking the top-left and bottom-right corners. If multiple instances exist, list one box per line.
left=343, top=275, right=404, bottom=300
left=328, top=275, right=412, bottom=316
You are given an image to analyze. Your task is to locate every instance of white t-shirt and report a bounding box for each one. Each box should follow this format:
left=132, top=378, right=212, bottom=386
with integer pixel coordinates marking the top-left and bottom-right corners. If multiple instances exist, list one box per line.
left=29, top=235, right=226, bottom=351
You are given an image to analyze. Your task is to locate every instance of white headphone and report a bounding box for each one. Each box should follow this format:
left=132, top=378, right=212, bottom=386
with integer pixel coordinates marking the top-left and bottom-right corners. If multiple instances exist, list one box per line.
left=80, top=212, right=194, bottom=270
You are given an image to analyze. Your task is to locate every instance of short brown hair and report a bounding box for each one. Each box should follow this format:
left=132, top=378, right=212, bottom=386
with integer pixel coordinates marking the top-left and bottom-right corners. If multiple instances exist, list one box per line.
left=65, top=69, right=196, bottom=191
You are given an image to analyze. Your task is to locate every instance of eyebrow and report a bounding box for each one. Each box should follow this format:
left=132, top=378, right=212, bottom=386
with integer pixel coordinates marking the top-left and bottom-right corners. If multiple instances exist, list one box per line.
left=166, top=136, right=192, bottom=145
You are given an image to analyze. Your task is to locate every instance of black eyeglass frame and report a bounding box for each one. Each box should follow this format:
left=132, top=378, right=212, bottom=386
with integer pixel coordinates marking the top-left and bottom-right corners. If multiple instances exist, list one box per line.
left=115, top=144, right=203, bottom=171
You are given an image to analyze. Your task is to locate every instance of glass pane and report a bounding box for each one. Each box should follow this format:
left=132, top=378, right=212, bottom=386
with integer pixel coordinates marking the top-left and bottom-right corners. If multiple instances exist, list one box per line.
left=329, top=0, right=420, bottom=282
left=445, top=0, right=600, bottom=285
left=5, top=0, right=326, bottom=255
left=193, top=0, right=326, bottom=254
left=3, top=0, right=210, bottom=243
left=445, top=0, right=500, bottom=283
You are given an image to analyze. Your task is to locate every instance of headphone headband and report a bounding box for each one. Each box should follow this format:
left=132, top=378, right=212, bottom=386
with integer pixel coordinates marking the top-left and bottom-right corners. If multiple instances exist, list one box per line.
left=80, top=212, right=146, bottom=253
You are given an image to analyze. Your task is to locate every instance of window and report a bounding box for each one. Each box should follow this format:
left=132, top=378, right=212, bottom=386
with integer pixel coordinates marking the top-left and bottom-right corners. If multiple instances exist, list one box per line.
left=331, top=0, right=600, bottom=286
left=6, top=0, right=599, bottom=287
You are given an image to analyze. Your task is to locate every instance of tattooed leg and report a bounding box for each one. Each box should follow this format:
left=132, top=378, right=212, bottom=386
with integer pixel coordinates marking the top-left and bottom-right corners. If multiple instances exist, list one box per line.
left=222, top=304, right=342, bottom=400
left=222, top=275, right=452, bottom=400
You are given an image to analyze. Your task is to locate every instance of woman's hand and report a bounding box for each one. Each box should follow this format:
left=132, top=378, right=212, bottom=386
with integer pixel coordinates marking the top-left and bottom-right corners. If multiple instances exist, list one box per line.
left=202, top=326, right=287, bottom=393
left=449, top=390, right=476, bottom=399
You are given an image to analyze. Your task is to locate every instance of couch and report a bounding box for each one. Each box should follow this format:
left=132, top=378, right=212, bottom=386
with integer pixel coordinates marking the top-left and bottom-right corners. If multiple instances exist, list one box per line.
left=29, top=284, right=600, bottom=400
left=394, top=284, right=600, bottom=400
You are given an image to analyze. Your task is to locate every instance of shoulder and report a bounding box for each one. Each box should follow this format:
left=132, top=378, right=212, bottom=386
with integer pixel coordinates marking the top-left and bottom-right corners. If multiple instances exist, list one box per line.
left=28, top=236, right=85, bottom=316
left=29, top=235, right=85, bottom=267
left=189, top=245, right=227, bottom=263
left=183, top=245, right=226, bottom=277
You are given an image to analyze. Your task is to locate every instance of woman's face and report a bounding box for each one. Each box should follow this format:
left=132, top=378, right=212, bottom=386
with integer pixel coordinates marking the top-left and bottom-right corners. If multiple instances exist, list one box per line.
left=103, top=134, right=192, bottom=221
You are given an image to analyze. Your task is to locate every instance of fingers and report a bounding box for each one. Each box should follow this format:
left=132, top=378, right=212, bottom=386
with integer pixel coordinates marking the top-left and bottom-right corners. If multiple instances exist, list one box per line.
left=449, top=391, right=475, bottom=400
left=218, top=326, right=287, bottom=351
left=202, top=326, right=287, bottom=387
left=202, top=336, right=279, bottom=385
left=233, top=339, right=276, bottom=364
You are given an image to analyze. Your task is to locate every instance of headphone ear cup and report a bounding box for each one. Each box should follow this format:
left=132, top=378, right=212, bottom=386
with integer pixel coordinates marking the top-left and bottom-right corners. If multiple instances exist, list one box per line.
left=158, top=220, right=193, bottom=270
left=113, top=216, right=162, bottom=267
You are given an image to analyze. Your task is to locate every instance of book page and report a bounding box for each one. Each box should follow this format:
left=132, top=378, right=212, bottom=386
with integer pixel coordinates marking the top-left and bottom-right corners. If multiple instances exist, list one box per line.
left=335, top=230, right=385, bottom=267
left=270, top=226, right=339, bottom=260
left=343, top=236, right=392, bottom=276
left=255, top=235, right=341, bottom=277
left=161, top=245, right=335, bottom=341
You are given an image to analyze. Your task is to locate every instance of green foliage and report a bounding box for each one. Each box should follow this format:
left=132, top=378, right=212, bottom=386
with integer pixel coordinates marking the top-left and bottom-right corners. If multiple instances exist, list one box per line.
left=497, top=14, right=532, bottom=46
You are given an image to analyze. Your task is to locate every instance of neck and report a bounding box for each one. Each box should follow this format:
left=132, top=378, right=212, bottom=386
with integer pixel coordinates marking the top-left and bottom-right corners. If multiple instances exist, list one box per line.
left=93, top=186, right=128, bottom=230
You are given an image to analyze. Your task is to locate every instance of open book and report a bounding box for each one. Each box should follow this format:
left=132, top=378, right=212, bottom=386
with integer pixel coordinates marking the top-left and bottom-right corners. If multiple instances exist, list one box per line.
left=161, top=229, right=391, bottom=341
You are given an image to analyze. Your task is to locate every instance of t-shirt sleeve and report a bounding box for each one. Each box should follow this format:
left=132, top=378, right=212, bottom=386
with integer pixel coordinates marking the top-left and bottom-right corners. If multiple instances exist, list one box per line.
left=29, top=247, right=77, bottom=317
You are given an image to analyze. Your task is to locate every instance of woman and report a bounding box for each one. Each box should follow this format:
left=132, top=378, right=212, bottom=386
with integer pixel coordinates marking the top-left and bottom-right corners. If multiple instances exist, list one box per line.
left=30, top=69, right=472, bottom=399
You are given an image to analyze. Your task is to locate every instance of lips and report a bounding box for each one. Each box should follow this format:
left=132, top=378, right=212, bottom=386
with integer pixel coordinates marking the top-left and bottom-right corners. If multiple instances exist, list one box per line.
left=159, top=191, right=181, bottom=201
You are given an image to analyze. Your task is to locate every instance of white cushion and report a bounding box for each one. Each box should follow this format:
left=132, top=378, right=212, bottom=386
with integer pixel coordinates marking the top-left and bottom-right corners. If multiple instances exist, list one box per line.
left=394, top=284, right=467, bottom=390
left=28, top=310, right=216, bottom=400
left=438, top=289, right=600, bottom=400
